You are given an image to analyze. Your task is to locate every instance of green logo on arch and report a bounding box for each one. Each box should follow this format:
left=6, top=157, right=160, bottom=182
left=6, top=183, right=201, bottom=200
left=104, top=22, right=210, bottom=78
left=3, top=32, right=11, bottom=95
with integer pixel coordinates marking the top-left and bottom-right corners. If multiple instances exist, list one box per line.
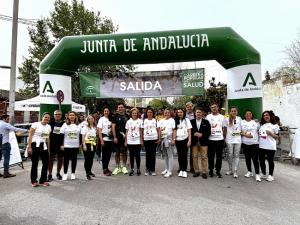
left=243, top=73, right=256, bottom=87
left=42, top=81, right=54, bottom=93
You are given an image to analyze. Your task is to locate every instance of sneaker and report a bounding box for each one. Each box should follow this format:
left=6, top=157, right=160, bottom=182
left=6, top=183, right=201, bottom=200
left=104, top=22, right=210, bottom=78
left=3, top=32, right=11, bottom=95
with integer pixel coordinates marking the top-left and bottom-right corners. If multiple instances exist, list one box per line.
left=3, top=173, right=16, bottom=178
left=129, top=169, right=134, bottom=176
left=226, top=171, right=233, bottom=175
left=164, top=171, right=172, bottom=178
left=255, top=174, right=261, bottom=182
left=0, top=173, right=3, bottom=177
left=260, top=174, right=268, bottom=179
left=122, top=166, right=129, bottom=174
left=233, top=172, right=238, bottom=178
left=178, top=170, right=183, bottom=177
left=89, top=172, right=96, bottom=177
left=62, top=174, right=68, bottom=181
left=56, top=173, right=62, bottom=180
left=145, top=170, right=149, bottom=176
left=161, top=169, right=168, bottom=175
left=137, top=169, right=141, bottom=176
left=244, top=171, right=253, bottom=178
left=47, top=174, right=53, bottom=182
left=182, top=171, right=188, bottom=178
left=266, top=175, right=274, bottom=182
left=112, top=167, right=120, bottom=175
left=87, top=175, right=92, bottom=180
left=202, top=173, right=208, bottom=179
left=71, top=173, right=76, bottom=180
left=216, top=172, right=222, bottom=178
left=209, top=171, right=214, bottom=177
left=31, top=182, right=38, bottom=187
left=41, top=182, right=50, bottom=187
left=151, top=172, right=157, bottom=176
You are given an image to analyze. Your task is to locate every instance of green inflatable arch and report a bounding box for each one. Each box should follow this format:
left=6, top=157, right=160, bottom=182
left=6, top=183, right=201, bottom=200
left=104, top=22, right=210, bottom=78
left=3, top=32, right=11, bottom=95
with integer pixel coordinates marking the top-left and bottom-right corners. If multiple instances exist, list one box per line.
left=39, top=27, right=262, bottom=117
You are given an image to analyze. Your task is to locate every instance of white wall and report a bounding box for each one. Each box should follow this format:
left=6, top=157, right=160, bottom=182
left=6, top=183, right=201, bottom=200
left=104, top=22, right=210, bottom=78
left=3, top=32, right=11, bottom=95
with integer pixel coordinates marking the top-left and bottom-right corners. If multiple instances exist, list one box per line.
left=263, top=77, right=300, bottom=129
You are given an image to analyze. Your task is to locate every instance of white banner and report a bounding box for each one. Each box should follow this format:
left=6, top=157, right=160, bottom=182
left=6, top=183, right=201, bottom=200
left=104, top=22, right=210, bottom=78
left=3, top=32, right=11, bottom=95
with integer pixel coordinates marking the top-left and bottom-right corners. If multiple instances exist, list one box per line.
left=227, top=64, right=262, bottom=99
left=39, top=74, right=72, bottom=104
left=0, top=132, right=22, bottom=168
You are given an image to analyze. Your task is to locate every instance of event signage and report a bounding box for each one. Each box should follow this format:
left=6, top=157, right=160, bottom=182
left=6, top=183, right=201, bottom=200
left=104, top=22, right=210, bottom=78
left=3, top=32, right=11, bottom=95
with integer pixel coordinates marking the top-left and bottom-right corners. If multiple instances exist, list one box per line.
left=227, top=64, right=262, bottom=99
left=39, top=74, right=72, bottom=104
left=80, top=69, right=205, bottom=98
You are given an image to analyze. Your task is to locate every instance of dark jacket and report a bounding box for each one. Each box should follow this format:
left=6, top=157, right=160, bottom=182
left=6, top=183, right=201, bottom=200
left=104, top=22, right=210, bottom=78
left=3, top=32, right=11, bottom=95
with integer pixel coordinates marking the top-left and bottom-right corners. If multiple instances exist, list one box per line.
left=191, top=118, right=211, bottom=146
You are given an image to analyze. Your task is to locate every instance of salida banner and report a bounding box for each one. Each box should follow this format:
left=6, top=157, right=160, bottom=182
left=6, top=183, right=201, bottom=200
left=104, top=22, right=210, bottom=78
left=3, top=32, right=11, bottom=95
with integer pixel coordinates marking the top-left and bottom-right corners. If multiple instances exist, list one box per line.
left=80, top=68, right=205, bottom=98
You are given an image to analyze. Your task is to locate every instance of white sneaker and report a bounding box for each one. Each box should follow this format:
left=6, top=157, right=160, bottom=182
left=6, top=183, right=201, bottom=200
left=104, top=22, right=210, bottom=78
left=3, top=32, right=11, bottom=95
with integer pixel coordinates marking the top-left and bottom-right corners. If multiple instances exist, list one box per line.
left=151, top=172, right=157, bottom=176
left=161, top=169, right=168, bottom=175
left=266, top=175, right=274, bottom=182
left=260, top=174, right=268, bottom=179
left=62, top=174, right=68, bottom=181
left=144, top=171, right=149, bottom=176
left=233, top=172, right=238, bottom=178
left=164, top=171, right=172, bottom=178
left=226, top=171, right=233, bottom=175
left=244, top=171, right=253, bottom=178
left=255, top=174, right=261, bottom=182
left=182, top=171, right=188, bottom=178
left=71, top=173, right=76, bottom=180
left=178, top=170, right=183, bottom=177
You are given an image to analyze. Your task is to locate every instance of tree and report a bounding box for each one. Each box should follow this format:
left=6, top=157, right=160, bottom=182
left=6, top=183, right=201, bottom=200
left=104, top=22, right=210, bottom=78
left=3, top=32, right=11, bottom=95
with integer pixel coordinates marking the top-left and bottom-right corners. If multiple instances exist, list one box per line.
left=285, top=32, right=300, bottom=75
left=18, top=0, right=129, bottom=111
left=148, top=98, right=171, bottom=111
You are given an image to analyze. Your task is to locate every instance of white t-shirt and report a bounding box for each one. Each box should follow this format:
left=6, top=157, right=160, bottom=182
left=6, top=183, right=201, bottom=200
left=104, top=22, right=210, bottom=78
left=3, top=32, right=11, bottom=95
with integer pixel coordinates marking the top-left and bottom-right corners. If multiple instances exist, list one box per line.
left=259, top=123, right=279, bottom=150
left=81, top=126, right=97, bottom=142
left=31, top=122, right=51, bottom=150
left=159, top=118, right=175, bottom=139
left=241, top=120, right=259, bottom=145
left=60, top=123, right=81, bottom=148
left=97, top=116, right=112, bottom=141
left=176, top=118, right=192, bottom=141
left=125, top=118, right=142, bottom=145
left=224, top=116, right=242, bottom=144
left=206, top=114, right=225, bottom=141
left=142, top=118, right=159, bottom=141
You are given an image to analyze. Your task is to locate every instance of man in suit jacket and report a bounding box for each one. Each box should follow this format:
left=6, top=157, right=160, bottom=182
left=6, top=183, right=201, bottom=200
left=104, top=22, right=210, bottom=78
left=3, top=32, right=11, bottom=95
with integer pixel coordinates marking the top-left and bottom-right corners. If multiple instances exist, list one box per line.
left=191, top=107, right=211, bottom=178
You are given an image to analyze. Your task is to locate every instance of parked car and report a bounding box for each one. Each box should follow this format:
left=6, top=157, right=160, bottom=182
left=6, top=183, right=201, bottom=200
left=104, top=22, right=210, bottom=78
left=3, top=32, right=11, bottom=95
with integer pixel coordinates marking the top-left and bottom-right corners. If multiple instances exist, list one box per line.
left=14, top=123, right=31, bottom=158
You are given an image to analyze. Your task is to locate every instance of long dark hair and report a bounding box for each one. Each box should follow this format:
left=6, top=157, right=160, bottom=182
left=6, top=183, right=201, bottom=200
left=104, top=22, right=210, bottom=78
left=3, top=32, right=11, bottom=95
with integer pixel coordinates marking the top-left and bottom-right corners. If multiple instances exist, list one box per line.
left=175, top=108, right=186, bottom=129
left=103, top=106, right=113, bottom=121
left=260, top=110, right=276, bottom=125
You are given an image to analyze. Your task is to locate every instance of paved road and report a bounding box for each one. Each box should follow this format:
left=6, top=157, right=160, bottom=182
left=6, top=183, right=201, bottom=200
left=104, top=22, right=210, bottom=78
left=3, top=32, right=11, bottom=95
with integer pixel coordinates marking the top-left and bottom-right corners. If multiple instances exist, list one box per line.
left=1, top=157, right=300, bottom=225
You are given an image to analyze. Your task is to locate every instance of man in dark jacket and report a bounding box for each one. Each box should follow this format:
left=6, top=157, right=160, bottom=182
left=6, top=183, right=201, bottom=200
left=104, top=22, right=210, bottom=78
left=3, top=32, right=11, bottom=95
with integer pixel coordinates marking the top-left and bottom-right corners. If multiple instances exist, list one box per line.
left=190, top=107, right=211, bottom=178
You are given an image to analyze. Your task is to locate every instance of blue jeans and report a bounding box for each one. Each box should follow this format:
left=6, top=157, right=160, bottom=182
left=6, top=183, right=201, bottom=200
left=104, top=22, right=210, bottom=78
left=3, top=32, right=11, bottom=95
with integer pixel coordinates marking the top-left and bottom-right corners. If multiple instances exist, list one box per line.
left=2, top=143, right=11, bottom=173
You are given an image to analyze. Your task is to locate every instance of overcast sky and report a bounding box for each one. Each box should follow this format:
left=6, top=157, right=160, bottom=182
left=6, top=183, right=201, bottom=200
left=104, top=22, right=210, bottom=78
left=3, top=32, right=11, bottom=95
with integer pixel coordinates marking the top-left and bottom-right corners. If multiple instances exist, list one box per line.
left=0, top=0, right=299, bottom=91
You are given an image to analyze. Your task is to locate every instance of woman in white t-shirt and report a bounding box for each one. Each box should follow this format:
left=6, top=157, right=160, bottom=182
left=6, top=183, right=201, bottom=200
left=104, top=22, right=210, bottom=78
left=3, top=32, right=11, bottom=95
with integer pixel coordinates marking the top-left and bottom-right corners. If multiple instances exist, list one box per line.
left=241, top=110, right=261, bottom=182
left=224, top=107, right=242, bottom=178
left=159, top=109, right=176, bottom=178
left=81, top=115, right=97, bottom=180
left=174, top=108, right=192, bottom=178
left=27, top=112, right=52, bottom=187
left=97, top=107, right=113, bottom=176
left=60, top=111, right=81, bottom=181
left=125, top=108, right=143, bottom=176
left=142, top=108, right=161, bottom=176
left=258, top=111, right=279, bottom=182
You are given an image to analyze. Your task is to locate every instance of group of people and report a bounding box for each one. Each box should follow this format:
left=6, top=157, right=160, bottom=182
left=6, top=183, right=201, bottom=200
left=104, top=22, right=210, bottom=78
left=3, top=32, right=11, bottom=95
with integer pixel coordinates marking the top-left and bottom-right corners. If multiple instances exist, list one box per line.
left=0, top=101, right=280, bottom=187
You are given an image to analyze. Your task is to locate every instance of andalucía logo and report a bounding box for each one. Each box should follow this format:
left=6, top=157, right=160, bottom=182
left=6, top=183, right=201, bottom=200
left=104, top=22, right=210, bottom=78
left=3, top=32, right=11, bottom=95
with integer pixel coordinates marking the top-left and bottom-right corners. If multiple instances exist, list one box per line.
left=42, top=81, right=54, bottom=93
left=85, top=86, right=96, bottom=95
left=242, top=73, right=257, bottom=87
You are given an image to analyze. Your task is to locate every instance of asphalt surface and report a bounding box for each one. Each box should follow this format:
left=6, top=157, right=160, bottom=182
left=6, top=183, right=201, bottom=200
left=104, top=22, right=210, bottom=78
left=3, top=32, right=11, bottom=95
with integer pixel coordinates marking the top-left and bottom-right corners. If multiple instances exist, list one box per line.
left=1, top=156, right=300, bottom=225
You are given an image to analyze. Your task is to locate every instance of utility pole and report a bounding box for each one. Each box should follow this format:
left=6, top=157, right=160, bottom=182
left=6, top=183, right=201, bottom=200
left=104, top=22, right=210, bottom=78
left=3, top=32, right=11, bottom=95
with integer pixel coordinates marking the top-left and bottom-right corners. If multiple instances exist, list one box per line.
left=8, top=0, right=19, bottom=124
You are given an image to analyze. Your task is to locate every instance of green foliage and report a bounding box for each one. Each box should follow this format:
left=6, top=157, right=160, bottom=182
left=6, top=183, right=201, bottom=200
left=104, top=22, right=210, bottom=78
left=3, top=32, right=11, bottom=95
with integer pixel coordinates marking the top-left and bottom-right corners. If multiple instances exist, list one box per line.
left=148, top=98, right=172, bottom=110
left=18, top=0, right=127, bottom=112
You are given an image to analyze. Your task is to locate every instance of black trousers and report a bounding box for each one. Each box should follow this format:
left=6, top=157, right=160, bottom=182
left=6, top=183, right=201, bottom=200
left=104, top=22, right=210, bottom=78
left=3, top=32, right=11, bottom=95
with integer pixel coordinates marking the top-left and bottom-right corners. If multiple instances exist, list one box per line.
left=83, top=143, right=96, bottom=175
left=259, top=148, right=275, bottom=176
left=243, top=144, right=259, bottom=174
left=144, top=140, right=157, bottom=172
left=30, top=142, right=49, bottom=184
left=64, top=148, right=78, bottom=174
left=176, top=139, right=188, bottom=172
left=128, top=144, right=141, bottom=170
left=208, top=140, right=224, bottom=172
left=101, top=141, right=113, bottom=170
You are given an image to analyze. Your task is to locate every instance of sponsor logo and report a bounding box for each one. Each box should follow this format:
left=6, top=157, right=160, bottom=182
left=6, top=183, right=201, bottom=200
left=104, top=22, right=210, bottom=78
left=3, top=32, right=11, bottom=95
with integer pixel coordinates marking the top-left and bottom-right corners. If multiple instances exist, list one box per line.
left=243, top=73, right=257, bottom=87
